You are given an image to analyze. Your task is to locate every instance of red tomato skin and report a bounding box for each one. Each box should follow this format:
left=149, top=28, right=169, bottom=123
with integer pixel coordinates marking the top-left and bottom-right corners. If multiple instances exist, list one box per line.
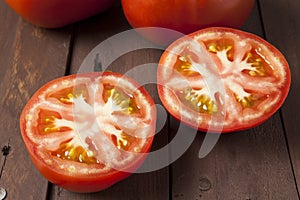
left=19, top=72, right=156, bottom=192
left=121, top=0, right=255, bottom=34
left=5, top=0, right=115, bottom=28
left=157, top=27, right=291, bottom=133
left=23, top=141, right=149, bottom=192
left=20, top=129, right=147, bottom=193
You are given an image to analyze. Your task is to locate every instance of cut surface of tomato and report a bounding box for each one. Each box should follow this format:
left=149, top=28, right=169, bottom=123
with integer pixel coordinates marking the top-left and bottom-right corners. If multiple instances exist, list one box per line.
left=157, top=27, right=291, bottom=133
left=20, top=72, right=156, bottom=192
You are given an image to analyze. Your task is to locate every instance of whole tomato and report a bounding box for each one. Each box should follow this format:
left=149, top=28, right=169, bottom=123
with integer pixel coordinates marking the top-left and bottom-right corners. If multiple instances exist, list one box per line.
left=5, top=0, right=115, bottom=28
left=122, top=0, right=255, bottom=34
left=122, top=0, right=255, bottom=45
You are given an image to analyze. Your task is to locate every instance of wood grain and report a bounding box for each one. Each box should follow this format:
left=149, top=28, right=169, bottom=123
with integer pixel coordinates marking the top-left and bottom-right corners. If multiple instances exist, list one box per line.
left=171, top=114, right=298, bottom=200
left=0, top=0, right=299, bottom=199
left=0, top=1, right=73, bottom=199
left=69, top=2, right=130, bottom=74
left=0, top=1, right=19, bottom=188
left=259, top=0, right=300, bottom=195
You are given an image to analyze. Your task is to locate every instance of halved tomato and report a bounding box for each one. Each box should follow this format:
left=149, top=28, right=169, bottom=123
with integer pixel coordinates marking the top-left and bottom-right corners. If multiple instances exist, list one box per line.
left=20, top=72, right=156, bottom=192
left=157, top=27, right=291, bottom=133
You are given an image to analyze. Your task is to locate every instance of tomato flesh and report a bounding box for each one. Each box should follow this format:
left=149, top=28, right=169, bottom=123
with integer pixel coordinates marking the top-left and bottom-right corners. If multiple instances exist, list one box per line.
left=20, top=72, right=156, bottom=192
left=157, top=27, right=291, bottom=132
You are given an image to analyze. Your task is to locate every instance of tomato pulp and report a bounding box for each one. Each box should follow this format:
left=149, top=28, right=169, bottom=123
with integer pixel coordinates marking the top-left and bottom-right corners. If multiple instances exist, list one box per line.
left=157, top=27, right=291, bottom=133
left=20, top=72, right=156, bottom=192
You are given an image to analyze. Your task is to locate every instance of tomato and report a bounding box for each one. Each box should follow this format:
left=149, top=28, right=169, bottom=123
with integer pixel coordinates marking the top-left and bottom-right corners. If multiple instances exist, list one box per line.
left=121, top=0, right=255, bottom=44
left=20, top=72, right=156, bottom=192
left=157, top=27, right=291, bottom=133
left=5, top=0, right=115, bottom=28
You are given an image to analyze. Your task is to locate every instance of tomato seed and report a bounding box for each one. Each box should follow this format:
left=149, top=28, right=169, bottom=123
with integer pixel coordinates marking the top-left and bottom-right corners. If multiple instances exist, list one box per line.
left=52, top=143, right=98, bottom=164
left=183, top=88, right=217, bottom=114
left=206, top=41, right=233, bottom=61
left=134, top=147, right=141, bottom=153
left=105, top=87, right=138, bottom=114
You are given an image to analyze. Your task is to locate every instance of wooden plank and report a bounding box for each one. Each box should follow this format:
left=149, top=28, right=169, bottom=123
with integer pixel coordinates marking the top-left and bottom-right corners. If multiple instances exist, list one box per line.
left=0, top=2, right=20, bottom=191
left=258, top=0, right=300, bottom=195
left=68, top=2, right=130, bottom=74
left=49, top=2, right=170, bottom=199
left=172, top=114, right=298, bottom=199
left=171, top=1, right=299, bottom=199
left=0, top=1, right=73, bottom=199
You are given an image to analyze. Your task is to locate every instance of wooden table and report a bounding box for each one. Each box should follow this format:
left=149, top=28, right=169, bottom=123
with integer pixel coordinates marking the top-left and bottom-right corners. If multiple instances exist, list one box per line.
left=1, top=0, right=300, bottom=199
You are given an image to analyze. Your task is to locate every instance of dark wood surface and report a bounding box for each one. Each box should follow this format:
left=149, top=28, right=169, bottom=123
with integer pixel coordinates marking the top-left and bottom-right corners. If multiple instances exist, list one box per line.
left=0, top=0, right=299, bottom=199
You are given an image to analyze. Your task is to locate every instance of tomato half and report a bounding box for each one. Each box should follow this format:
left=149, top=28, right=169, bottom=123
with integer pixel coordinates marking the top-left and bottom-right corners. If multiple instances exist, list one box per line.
left=5, top=0, right=115, bottom=28
left=122, top=0, right=254, bottom=44
left=20, top=72, right=156, bottom=192
left=157, top=27, right=291, bottom=133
